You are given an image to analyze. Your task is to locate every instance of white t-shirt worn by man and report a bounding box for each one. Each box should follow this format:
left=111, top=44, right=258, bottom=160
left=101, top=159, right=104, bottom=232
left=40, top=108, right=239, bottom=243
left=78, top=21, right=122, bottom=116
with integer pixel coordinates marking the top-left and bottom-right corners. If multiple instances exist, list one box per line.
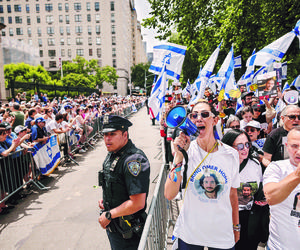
left=173, top=140, right=240, bottom=248
left=263, top=159, right=300, bottom=250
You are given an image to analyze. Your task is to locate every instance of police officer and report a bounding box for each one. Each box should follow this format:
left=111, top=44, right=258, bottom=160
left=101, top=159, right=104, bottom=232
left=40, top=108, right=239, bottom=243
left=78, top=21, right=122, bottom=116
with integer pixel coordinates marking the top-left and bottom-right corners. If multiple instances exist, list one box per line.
left=98, top=115, right=150, bottom=250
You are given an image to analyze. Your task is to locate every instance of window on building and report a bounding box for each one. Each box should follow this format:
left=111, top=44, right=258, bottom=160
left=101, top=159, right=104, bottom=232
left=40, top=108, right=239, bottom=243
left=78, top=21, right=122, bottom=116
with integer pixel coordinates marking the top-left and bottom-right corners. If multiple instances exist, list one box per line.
left=27, top=27, right=31, bottom=36
left=86, top=2, right=90, bottom=11
left=65, top=3, right=69, bottom=12
left=14, top=4, right=21, bottom=12
left=47, top=27, right=54, bottom=34
left=59, top=15, right=63, bottom=22
left=46, top=15, right=53, bottom=24
left=60, top=38, right=64, bottom=45
left=95, top=2, right=99, bottom=11
left=28, top=39, right=32, bottom=45
left=76, top=49, right=84, bottom=56
left=39, top=50, right=43, bottom=57
left=61, top=49, right=65, bottom=57
left=74, top=3, right=81, bottom=11
left=38, top=38, right=42, bottom=46
left=66, top=26, right=70, bottom=35
left=96, top=25, right=100, bottom=34
left=16, top=28, right=23, bottom=35
left=26, top=4, right=29, bottom=13
left=27, top=16, right=31, bottom=25
left=66, top=15, right=69, bottom=24
left=9, top=28, right=13, bottom=36
left=96, top=37, right=101, bottom=45
left=37, top=27, right=41, bottom=36
left=36, top=4, right=40, bottom=12
left=49, top=61, right=57, bottom=68
left=89, top=49, right=93, bottom=56
left=75, top=26, right=82, bottom=33
left=111, top=13, right=115, bottom=23
left=0, top=17, right=4, bottom=23
left=88, top=37, right=92, bottom=45
left=37, top=16, right=41, bottom=23
left=97, top=48, right=101, bottom=58
left=112, top=48, right=116, bottom=57
left=68, top=49, right=71, bottom=57
left=76, top=37, right=83, bottom=45
left=112, top=59, right=117, bottom=68
left=60, top=26, right=64, bottom=35
left=1, top=30, right=5, bottom=36
left=95, top=14, right=100, bottom=22
left=7, top=5, right=11, bottom=13
left=8, top=16, right=12, bottom=24
left=15, top=16, right=22, bottom=23
left=87, top=14, right=91, bottom=22
left=48, top=38, right=55, bottom=45
left=88, top=25, right=92, bottom=35
left=58, top=3, right=62, bottom=11
left=110, top=1, right=115, bottom=11
left=0, top=5, right=3, bottom=13
left=75, top=14, right=82, bottom=22
left=67, top=38, right=71, bottom=45
left=45, top=4, right=53, bottom=12
left=112, top=36, right=116, bottom=45
left=111, top=25, right=115, bottom=34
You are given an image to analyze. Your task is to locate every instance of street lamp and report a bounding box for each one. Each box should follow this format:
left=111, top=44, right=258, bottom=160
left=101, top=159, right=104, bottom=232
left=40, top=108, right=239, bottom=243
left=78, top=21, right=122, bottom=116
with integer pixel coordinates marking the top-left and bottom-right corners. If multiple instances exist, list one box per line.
left=144, top=70, right=156, bottom=96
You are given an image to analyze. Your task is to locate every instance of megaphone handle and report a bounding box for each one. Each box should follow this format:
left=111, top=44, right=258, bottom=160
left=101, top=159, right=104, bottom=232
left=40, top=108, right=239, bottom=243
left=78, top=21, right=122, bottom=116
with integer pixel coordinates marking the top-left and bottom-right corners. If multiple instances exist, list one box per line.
left=177, top=146, right=189, bottom=189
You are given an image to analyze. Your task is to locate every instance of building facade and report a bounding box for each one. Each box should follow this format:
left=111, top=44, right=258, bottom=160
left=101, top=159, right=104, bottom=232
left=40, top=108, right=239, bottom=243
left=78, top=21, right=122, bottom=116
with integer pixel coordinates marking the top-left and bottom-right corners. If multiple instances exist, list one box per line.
left=0, top=0, right=147, bottom=96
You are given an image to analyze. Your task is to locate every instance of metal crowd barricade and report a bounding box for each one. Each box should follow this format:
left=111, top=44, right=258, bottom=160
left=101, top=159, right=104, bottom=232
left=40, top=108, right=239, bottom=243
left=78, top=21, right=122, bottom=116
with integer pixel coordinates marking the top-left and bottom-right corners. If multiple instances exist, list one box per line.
left=138, top=164, right=170, bottom=250
left=0, top=149, right=48, bottom=204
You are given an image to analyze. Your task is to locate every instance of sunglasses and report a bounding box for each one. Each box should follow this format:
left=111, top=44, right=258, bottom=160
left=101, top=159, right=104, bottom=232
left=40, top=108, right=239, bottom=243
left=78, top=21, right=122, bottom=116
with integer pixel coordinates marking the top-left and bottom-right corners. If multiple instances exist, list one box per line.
left=189, top=111, right=212, bottom=119
left=234, top=142, right=251, bottom=151
left=245, top=128, right=257, bottom=133
left=253, top=108, right=261, bottom=112
left=285, top=115, right=300, bottom=121
left=230, top=125, right=240, bottom=129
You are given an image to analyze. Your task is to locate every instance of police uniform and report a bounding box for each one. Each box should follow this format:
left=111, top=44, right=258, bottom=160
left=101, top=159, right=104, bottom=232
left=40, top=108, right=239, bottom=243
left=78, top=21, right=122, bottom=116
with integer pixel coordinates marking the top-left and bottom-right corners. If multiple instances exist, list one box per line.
left=99, top=115, right=150, bottom=250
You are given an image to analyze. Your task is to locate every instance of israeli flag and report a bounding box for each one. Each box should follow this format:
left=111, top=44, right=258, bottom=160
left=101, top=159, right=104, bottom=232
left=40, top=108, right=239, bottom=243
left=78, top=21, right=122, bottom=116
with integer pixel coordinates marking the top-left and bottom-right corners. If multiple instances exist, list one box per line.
left=218, top=45, right=237, bottom=96
left=246, top=20, right=300, bottom=67
left=234, top=55, right=242, bottom=68
left=148, top=65, right=168, bottom=121
left=291, top=75, right=300, bottom=91
left=149, top=42, right=187, bottom=81
left=281, top=61, right=287, bottom=80
left=282, top=82, right=290, bottom=92
left=32, top=135, right=61, bottom=176
left=182, top=79, right=191, bottom=96
left=242, top=49, right=256, bottom=91
left=189, top=42, right=222, bottom=105
left=131, top=103, right=137, bottom=112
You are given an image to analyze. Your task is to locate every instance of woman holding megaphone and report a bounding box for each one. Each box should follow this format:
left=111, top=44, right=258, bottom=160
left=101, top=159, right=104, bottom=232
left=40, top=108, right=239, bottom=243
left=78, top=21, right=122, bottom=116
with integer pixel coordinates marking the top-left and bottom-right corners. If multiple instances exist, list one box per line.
left=165, top=99, right=240, bottom=250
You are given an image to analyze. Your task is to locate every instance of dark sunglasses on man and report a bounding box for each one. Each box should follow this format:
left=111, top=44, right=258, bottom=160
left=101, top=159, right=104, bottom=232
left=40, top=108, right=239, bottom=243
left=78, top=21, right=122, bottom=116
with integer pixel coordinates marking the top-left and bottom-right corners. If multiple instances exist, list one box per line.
left=285, top=115, right=300, bottom=121
left=230, top=125, right=240, bottom=129
left=234, top=142, right=251, bottom=151
left=245, top=127, right=257, bottom=133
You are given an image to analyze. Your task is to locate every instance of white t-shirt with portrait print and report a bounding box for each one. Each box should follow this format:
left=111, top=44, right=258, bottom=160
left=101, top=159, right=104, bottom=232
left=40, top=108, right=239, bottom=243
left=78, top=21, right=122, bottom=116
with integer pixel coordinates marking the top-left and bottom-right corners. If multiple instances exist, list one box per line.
left=173, top=140, right=240, bottom=248
left=263, top=159, right=300, bottom=250
left=238, top=158, right=263, bottom=211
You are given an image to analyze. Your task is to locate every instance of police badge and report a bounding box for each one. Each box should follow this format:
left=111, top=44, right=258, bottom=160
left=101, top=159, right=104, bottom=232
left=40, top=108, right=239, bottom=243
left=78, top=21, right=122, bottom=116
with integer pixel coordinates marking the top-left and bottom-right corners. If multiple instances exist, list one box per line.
left=127, top=161, right=141, bottom=176
left=103, top=115, right=109, bottom=125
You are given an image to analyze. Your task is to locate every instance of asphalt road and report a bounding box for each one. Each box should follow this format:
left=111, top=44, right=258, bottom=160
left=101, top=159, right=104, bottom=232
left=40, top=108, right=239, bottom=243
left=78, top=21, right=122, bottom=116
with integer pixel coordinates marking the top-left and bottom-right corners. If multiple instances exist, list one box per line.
left=0, top=107, right=163, bottom=250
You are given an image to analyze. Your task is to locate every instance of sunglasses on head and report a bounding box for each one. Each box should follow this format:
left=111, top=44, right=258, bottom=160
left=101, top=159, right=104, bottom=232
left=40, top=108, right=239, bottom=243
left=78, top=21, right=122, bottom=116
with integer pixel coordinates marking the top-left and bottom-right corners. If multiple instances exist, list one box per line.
left=230, top=125, right=240, bottom=129
left=189, top=111, right=212, bottom=119
left=234, top=142, right=251, bottom=151
left=285, top=115, right=300, bottom=121
left=245, top=127, right=257, bottom=133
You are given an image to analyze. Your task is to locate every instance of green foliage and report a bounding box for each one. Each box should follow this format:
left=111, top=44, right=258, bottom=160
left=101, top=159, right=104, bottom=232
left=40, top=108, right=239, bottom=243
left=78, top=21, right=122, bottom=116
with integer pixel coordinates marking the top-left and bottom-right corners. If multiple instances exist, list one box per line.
left=131, top=62, right=155, bottom=95
left=144, top=0, right=300, bottom=82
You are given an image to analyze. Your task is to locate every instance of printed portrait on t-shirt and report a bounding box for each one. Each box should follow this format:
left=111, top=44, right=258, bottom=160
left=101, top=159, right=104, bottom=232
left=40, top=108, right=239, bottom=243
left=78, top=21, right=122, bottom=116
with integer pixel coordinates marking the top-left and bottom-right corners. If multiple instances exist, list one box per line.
left=237, top=182, right=258, bottom=210
left=293, top=192, right=300, bottom=212
left=191, top=166, right=227, bottom=201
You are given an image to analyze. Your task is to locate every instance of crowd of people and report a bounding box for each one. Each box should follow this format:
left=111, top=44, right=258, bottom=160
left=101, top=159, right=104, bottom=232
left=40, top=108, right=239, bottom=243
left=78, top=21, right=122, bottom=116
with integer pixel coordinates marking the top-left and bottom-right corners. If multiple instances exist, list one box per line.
left=0, top=92, right=146, bottom=215
left=160, top=83, right=300, bottom=250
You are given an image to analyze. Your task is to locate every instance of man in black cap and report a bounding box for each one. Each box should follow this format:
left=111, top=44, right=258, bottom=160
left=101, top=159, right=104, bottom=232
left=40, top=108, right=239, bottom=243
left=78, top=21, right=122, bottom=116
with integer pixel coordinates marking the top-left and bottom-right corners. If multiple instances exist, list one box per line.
left=98, top=115, right=150, bottom=250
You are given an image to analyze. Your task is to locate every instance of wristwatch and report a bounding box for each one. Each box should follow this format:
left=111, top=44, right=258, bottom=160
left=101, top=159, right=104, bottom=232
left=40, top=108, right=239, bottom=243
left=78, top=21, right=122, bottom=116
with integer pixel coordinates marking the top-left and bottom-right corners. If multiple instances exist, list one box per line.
left=105, top=211, right=112, bottom=221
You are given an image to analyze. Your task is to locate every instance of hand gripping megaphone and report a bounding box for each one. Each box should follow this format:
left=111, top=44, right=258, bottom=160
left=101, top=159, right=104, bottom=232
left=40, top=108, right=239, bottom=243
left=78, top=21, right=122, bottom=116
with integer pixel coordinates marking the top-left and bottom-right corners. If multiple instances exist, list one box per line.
left=165, top=106, right=198, bottom=136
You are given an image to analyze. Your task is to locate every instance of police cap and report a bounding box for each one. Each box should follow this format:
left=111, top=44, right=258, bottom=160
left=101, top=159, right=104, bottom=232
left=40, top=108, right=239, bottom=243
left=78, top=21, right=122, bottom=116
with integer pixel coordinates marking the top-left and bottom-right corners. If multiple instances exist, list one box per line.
left=102, top=115, right=132, bottom=133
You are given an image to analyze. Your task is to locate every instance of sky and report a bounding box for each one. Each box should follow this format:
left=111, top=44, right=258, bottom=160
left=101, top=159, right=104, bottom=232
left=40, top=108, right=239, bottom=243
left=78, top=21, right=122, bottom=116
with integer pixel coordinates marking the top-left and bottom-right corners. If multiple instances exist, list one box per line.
left=134, top=0, right=162, bottom=53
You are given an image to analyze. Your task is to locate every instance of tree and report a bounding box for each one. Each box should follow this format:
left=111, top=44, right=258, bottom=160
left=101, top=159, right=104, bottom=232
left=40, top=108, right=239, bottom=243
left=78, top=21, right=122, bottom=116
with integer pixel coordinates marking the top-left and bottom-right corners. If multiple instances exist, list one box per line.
left=143, top=0, right=300, bottom=83
left=95, top=65, right=118, bottom=89
left=131, top=62, right=155, bottom=95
